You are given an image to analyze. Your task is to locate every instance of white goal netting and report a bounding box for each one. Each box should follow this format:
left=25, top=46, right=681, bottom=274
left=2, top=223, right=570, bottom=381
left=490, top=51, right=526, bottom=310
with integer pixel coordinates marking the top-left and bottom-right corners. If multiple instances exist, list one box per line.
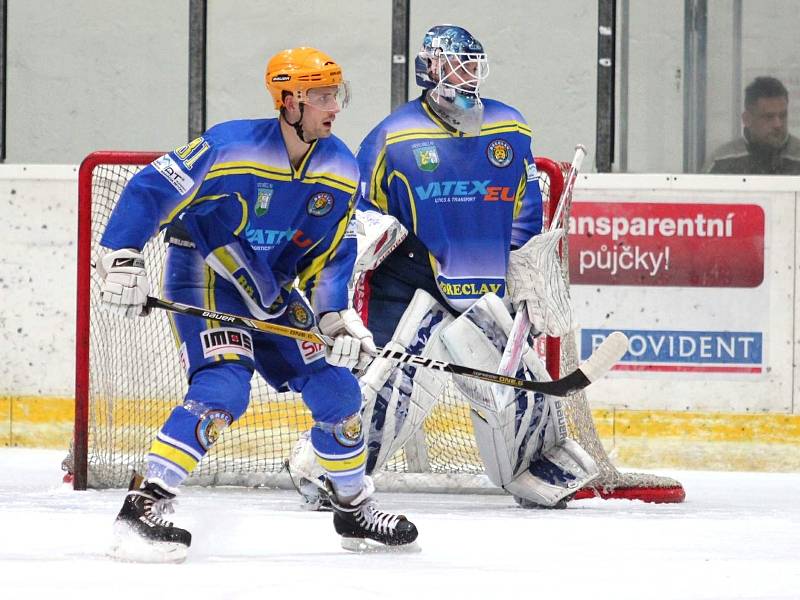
left=67, top=151, right=683, bottom=503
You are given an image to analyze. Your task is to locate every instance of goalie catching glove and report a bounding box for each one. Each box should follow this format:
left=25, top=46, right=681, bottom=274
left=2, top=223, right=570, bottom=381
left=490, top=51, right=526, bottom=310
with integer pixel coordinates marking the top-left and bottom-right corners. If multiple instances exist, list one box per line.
left=318, top=309, right=377, bottom=370
left=506, top=228, right=575, bottom=338
left=96, top=248, right=150, bottom=318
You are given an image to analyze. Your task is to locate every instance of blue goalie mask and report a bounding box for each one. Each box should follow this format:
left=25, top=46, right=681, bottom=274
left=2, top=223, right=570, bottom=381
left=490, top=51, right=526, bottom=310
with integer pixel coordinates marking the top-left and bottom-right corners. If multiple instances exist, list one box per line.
left=415, top=25, right=489, bottom=134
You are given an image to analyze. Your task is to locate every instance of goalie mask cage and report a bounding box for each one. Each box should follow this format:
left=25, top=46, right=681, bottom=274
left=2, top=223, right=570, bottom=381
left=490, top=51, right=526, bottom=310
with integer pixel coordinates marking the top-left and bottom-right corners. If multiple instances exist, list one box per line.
left=70, top=150, right=684, bottom=503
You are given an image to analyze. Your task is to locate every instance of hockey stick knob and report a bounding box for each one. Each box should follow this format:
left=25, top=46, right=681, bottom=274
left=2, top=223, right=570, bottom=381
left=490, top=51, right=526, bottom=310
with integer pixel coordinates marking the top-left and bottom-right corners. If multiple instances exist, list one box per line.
left=578, top=331, right=629, bottom=382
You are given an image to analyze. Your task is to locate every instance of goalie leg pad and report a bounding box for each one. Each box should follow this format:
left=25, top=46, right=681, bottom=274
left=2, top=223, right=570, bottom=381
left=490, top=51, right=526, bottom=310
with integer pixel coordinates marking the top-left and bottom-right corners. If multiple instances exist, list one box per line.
left=508, top=439, right=599, bottom=507
left=440, top=294, right=539, bottom=487
left=360, top=289, right=453, bottom=473
left=438, top=294, right=596, bottom=505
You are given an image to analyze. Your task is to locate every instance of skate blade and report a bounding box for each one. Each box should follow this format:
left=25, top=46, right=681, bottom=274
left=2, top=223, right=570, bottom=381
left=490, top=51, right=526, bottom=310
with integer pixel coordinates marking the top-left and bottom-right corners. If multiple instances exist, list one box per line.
left=109, top=523, right=188, bottom=564
left=340, top=537, right=421, bottom=554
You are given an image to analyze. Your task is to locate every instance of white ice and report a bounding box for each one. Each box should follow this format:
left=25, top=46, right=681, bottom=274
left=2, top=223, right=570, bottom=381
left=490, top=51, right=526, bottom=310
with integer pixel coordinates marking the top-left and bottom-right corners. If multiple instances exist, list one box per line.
left=1, top=448, right=799, bottom=600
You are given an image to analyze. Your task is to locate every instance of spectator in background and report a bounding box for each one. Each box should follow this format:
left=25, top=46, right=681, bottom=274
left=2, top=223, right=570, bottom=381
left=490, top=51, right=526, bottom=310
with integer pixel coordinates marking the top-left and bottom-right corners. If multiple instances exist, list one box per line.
left=705, top=76, right=800, bottom=175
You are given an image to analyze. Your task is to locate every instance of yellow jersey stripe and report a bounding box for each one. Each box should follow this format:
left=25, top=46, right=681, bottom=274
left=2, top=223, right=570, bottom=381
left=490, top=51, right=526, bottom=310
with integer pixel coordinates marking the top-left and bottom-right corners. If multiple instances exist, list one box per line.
left=210, top=160, right=291, bottom=177
left=484, top=125, right=530, bottom=136
left=204, top=266, right=223, bottom=362
left=149, top=439, right=199, bottom=473
left=233, top=192, right=249, bottom=236
left=420, top=101, right=457, bottom=134
left=386, top=128, right=451, bottom=141
left=315, top=449, right=367, bottom=472
left=293, top=140, right=318, bottom=179
left=514, top=172, right=527, bottom=219
left=205, top=167, right=292, bottom=182
left=297, top=201, right=355, bottom=293
left=158, top=187, right=203, bottom=228
left=370, top=148, right=389, bottom=213
left=302, top=173, right=358, bottom=194
left=388, top=170, right=417, bottom=233
left=386, top=131, right=453, bottom=146
left=211, top=246, right=241, bottom=276
left=481, top=119, right=532, bottom=135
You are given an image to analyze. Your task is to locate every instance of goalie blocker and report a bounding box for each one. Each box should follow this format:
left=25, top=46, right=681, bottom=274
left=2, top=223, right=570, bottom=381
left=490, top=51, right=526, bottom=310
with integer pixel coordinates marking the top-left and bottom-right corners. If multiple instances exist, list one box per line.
left=292, top=289, right=600, bottom=508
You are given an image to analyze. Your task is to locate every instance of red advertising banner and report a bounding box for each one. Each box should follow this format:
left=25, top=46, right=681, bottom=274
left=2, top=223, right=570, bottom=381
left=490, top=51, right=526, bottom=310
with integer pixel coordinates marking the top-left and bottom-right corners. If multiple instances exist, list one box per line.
left=568, top=202, right=764, bottom=287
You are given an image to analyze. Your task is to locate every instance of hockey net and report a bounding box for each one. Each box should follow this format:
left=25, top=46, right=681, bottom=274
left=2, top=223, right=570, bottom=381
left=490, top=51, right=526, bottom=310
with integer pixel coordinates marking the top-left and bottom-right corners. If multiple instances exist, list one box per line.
left=68, top=150, right=683, bottom=502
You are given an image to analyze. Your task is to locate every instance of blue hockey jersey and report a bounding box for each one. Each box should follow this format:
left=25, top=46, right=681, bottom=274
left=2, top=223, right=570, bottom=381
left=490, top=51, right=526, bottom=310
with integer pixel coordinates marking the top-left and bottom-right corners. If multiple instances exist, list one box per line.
left=101, top=118, right=359, bottom=316
left=357, top=97, right=543, bottom=311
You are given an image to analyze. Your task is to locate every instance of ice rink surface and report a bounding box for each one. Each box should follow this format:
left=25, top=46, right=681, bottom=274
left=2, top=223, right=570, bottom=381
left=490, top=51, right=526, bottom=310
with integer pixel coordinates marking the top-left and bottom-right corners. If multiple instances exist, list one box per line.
left=1, top=449, right=798, bottom=600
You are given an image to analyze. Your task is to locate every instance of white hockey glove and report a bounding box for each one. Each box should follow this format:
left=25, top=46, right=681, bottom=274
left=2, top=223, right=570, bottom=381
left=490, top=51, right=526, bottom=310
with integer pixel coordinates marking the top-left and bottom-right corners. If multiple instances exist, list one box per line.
left=318, top=309, right=378, bottom=370
left=96, top=248, right=150, bottom=319
left=506, top=228, right=575, bottom=338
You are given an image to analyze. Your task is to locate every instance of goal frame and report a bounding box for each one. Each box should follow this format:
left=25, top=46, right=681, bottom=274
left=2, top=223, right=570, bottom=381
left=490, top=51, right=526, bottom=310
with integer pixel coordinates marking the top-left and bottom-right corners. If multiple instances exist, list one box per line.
left=73, top=150, right=566, bottom=491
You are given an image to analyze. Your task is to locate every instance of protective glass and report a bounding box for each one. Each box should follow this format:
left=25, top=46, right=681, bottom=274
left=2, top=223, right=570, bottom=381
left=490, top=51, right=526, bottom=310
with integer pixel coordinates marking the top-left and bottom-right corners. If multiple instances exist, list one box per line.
left=304, top=82, right=351, bottom=111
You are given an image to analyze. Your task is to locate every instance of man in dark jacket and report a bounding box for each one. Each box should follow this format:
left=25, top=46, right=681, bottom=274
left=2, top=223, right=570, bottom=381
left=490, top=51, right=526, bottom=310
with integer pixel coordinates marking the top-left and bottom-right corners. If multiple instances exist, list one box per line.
left=705, top=76, right=800, bottom=175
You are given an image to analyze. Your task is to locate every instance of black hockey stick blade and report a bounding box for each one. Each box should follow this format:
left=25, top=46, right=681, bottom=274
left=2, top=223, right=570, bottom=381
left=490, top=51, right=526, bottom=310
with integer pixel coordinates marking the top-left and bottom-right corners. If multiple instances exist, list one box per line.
left=145, top=297, right=628, bottom=396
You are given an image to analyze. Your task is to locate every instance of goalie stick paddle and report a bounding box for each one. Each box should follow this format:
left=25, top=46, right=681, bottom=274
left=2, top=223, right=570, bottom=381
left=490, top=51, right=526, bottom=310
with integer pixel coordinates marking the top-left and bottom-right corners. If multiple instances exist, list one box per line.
left=145, top=296, right=628, bottom=397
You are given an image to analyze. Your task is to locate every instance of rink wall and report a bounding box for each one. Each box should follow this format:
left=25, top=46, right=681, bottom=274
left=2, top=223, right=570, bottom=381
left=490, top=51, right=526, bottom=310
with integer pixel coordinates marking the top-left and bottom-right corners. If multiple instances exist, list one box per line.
left=1, top=164, right=799, bottom=471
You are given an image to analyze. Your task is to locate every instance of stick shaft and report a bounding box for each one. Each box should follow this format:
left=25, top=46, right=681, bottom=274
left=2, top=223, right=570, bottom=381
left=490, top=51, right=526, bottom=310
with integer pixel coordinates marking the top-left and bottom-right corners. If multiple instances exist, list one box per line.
left=549, top=144, right=586, bottom=233
left=498, top=143, right=588, bottom=384
left=145, top=296, right=625, bottom=397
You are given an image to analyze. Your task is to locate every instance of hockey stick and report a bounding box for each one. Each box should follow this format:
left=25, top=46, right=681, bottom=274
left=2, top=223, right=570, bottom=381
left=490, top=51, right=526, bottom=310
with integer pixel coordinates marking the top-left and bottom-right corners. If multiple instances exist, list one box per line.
left=145, top=296, right=628, bottom=397
left=497, top=144, right=587, bottom=382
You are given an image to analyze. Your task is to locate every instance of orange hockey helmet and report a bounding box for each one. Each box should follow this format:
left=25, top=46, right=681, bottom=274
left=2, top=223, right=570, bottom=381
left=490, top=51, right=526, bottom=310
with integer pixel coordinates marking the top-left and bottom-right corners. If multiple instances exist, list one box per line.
left=265, top=47, right=350, bottom=110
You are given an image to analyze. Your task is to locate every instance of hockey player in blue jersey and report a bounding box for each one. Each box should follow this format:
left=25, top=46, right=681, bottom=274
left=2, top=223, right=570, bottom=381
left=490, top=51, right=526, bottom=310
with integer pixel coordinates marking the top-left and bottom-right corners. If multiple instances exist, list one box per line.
left=98, top=47, right=417, bottom=561
left=290, top=26, right=599, bottom=510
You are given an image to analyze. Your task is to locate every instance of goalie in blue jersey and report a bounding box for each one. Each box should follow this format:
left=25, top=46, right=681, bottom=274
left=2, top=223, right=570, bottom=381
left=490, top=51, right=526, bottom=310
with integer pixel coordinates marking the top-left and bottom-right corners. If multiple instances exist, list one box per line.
left=98, top=47, right=418, bottom=562
left=290, top=25, right=599, bottom=510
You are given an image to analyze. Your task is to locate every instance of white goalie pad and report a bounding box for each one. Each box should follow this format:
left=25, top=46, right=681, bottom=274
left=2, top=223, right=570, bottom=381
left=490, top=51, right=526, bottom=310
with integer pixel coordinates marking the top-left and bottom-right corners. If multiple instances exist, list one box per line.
left=360, top=288, right=454, bottom=473
left=439, top=293, right=598, bottom=506
left=506, top=439, right=599, bottom=507
left=354, top=209, right=408, bottom=273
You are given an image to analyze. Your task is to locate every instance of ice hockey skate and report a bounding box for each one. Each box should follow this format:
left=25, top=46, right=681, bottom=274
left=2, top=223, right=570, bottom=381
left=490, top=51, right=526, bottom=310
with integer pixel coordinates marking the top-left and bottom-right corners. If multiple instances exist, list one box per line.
left=328, top=478, right=419, bottom=552
left=109, top=473, right=192, bottom=563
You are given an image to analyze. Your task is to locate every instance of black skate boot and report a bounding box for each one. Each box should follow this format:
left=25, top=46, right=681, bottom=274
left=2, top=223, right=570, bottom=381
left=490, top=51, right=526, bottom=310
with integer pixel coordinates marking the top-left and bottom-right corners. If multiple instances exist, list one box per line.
left=110, top=473, right=191, bottom=563
left=329, top=479, right=419, bottom=552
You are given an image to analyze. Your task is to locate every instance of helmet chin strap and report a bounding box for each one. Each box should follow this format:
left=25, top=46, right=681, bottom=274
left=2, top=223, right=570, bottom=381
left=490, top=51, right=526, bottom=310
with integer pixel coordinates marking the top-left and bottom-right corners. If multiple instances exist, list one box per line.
left=282, top=103, right=316, bottom=144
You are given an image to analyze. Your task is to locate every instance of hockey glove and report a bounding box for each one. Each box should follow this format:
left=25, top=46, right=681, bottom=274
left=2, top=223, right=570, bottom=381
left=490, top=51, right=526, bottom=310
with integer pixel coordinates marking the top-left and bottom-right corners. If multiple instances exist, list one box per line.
left=506, top=228, right=575, bottom=338
left=96, top=248, right=151, bottom=318
left=318, top=309, right=378, bottom=371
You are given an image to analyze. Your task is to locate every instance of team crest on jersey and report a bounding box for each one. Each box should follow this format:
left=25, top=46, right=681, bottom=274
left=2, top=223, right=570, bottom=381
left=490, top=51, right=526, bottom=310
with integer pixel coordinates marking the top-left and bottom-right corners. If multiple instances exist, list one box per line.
left=487, top=139, right=514, bottom=168
left=255, top=183, right=274, bottom=217
left=412, top=142, right=440, bottom=172
left=287, top=301, right=313, bottom=329
left=195, top=409, right=233, bottom=450
left=307, top=192, right=334, bottom=217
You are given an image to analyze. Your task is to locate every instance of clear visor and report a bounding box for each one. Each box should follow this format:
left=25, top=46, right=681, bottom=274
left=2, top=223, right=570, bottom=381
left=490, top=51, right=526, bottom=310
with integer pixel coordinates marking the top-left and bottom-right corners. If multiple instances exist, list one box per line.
left=302, top=81, right=351, bottom=111
left=434, top=52, right=489, bottom=96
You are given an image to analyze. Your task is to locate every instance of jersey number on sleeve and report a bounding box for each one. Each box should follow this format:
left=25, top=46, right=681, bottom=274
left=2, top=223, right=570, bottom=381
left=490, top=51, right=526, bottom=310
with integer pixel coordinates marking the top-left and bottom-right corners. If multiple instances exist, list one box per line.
left=175, top=137, right=211, bottom=170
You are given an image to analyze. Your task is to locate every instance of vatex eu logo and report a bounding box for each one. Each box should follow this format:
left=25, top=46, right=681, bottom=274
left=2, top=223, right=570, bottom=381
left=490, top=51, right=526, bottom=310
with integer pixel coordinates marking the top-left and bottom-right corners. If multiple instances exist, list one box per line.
left=582, top=328, right=762, bottom=374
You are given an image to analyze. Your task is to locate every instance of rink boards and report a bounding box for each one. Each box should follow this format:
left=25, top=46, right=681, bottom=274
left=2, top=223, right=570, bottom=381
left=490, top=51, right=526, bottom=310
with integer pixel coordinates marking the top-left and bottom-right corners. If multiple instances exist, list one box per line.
left=1, top=166, right=800, bottom=471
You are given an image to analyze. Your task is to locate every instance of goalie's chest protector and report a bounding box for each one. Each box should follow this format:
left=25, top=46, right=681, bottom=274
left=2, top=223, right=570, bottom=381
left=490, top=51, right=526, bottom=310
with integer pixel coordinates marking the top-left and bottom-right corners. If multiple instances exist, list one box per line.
left=381, top=100, right=531, bottom=307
